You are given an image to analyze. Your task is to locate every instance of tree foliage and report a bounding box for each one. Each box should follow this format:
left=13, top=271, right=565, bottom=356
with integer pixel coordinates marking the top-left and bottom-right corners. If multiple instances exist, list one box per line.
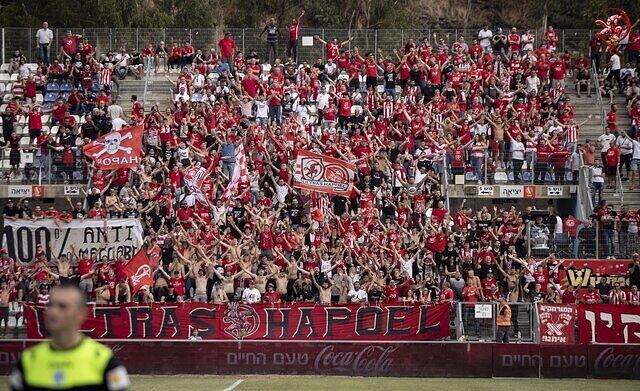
left=0, top=0, right=637, bottom=30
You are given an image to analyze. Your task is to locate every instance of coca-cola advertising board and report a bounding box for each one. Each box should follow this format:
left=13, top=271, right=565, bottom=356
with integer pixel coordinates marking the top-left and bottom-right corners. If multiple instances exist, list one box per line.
left=24, top=303, right=451, bottom=341
left=0, top=342, right=637, bottom=378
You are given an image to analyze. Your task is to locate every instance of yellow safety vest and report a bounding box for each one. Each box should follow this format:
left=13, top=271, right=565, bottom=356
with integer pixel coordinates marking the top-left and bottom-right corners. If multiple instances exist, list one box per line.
left=19, top=337, right=114, bottom=389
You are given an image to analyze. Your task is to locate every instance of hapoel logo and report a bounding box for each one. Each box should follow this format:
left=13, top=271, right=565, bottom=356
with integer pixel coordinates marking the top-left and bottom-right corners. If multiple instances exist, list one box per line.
left=539, top=311, right=572, bottom=336
left=222, top=302, right=259, bottom=340
left=324, top=163, right=349, bottom=184
left=594, top=347, right=640, bottom=374
left=130, top=264, right=152, bottom=286
left=301, top=157, right=324, bottom=181
left=313, top=345, right=398, bottom=374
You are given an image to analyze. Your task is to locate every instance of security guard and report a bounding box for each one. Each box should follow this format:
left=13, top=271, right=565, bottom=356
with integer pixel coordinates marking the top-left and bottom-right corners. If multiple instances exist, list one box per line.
left=9, top=283, right=130, bottom=390
left=496, top=296, right=512, bottom=343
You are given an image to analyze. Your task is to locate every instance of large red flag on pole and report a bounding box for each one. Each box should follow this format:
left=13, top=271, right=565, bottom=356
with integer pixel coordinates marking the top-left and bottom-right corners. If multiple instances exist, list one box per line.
left=122, top=248, right=154, bottom=294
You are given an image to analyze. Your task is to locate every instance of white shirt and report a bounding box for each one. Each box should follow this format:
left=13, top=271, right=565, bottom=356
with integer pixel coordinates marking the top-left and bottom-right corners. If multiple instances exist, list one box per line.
left=316, top=92, right=330, bottom=110
left=255, top=100, right=268, bottom=118
left=632, top=139, right=640, bottom=160
left=111, top=117, right=128, bottom=131
left=610, top=54, right=621, bottom=70
left=521, top=34, right=534, bottom=51
left=242, top=287, right=261, bottom=304
left=598, top=133, right=615, bottom=152
left=511, top=140, right=525, bottom=160
left=591, top=166, right=605, bottom=183
left=192, top=74, right=205, bottom=88
left=348, top=288, right=368, bottom=303
left=36, top=28, right=53, bottom=44
left=478, top=29, right=493, bottom=47
left=324, top=62, right=337, bottom=75
left=115, top=53, right=130, bottom=67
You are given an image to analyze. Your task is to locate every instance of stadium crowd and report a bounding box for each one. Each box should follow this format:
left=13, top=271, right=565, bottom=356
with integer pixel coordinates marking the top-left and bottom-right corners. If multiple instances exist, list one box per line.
left=2, top=21, right=640, bottom=336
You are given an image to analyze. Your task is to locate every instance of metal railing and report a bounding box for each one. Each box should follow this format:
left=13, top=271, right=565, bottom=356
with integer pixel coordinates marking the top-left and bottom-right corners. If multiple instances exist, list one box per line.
left=525, top=220, right=631, bottom=259
left=454, top=301, right=537, bottom=342
left=0, top=148, right=89, bottom=184
left=1, top=27, right=597, bottom=65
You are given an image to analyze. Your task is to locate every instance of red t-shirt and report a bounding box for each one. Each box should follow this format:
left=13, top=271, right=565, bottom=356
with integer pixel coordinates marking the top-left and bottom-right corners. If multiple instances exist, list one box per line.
left=219, top=38, right=235, bottom=58
left=78, top=258, right=93, bottom=277
left=384, top=285, right=400, bottom=302
left=62, top=36, right=78, bottom=55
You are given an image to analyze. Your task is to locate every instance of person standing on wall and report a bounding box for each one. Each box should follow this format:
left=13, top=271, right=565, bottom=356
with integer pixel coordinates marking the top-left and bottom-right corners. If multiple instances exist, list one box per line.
left=287, top=10, right=305, bottom=63
left=35, top=21, right=53, bottom=66
left=9, top=283, right=130, bottom=390
left=260, top=17, right=280, bottom=64
left=496, top=297, right=512, bottom=343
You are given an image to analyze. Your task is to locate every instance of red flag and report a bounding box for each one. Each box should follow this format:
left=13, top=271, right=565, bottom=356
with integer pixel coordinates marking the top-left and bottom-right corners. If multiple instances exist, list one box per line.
left=122, top=249, right=154, bottom=294
left=83, top=125, right=144, bottom=170
left=221, top=143, right=249, bottom=203
left=293, top=149, right=355, bottom=196
left=147, top=245, right=161, bottom=268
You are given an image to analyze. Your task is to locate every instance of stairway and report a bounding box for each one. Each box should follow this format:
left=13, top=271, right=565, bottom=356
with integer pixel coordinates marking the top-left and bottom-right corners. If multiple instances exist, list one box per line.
left=115, top=75, right=174, bottom=113
left=574, top=91, right=640, bottom=210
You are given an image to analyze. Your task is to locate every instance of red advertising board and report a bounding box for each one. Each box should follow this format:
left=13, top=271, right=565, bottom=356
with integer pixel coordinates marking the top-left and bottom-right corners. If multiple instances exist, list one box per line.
left=577, top=304, right=640, bottom=344
left=0, top=341, right=637, bottom=378
left=537, top=304, right=575, bottom=344
left=557, top=259, right=631, bottom=291
left=24, top=303, right=451, bottom=341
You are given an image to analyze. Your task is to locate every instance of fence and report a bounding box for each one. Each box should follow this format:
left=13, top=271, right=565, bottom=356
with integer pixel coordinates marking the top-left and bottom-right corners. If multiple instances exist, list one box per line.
left=454, top=301, right=537, bottom=342
left=0, top=148, right=89, bottom=185
left=525, top=220, right=635, bottom=259
left=1, top=27, right=597, bottom=65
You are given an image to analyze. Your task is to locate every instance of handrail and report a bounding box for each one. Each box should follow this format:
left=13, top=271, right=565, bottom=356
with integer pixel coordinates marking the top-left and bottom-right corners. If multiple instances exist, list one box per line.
left=591, top=60, right=624, bottom=205
left=442, top=155, right=451, bottom=212
left=591, top=60, right=606, bottom=135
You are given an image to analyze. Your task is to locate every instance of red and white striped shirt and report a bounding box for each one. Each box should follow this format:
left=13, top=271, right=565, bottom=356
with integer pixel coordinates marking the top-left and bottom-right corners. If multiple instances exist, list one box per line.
left=382, top=101, right=394, bottom=119
left=100, top=67, right=113, bottom=86
left=628, top=290, right=640, bottom=305
left=566, top=124, right=578, bottom=143
left=609, top=289, right=627, bottom=305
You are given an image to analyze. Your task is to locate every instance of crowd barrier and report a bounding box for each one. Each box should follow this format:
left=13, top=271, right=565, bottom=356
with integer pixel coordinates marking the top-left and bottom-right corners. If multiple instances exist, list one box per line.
left=0, top=340, right=638, bottom=378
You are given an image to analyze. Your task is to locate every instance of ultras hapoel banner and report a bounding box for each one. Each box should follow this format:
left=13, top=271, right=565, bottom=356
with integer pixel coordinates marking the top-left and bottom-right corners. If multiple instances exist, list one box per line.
left=537, top=304, right=575, bottom=344
left=558, top=259, right=631, bottom=290
left=1, top=219, right=144, bottom=265
left=24, top=302, right=451, bottom=341
left=293, top=149, right=355, bottom=196
left=577, top=304, right=640, bottom=344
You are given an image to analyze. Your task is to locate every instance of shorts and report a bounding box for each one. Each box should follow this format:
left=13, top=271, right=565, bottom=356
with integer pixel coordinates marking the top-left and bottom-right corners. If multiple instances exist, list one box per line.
left=632, top=159, right=640, bottom=171
left=366, top=76, right=377, bottom=89
left=605, top=165, right=617, bottom=177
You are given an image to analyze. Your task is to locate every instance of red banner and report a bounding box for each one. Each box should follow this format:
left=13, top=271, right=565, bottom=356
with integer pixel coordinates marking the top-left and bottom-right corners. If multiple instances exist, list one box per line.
left=83, top=125, right=144, bottom=170
left=577, top=304, right=640, bottom=344
left=24, top=303, right=450, bottom=341
left=537, top=303, right=575, bottom=344
left=557, top=259, right=631, bottom=291
left=293, top=149, right=355, bottom=196
left=122, top=249, right=153, bottom=294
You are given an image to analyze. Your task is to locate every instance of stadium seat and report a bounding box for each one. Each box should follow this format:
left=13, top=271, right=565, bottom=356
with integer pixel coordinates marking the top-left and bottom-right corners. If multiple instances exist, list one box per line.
left=0, top=103, right=7, bottom=112
left=41, top=126, right=50, bottom=134
left=61, top=92, right=71, bottom=101
left=44, top=92, right=58, bottom=103
left=46, top=82, right=60, bottom=93
left=9, top=73, right=18, bottom=82
left=19, top=136, right=30, bottom=147
left=2, top=94, right=12, bottom=103
left=59, top=82, right=73, bottom=92
left=92, top=83, right=101, bottom=93
left=26, top=63, right=38, bottom=72
left=50, top=125, right=59, bottom=135
left=35, top=93, right=43, bottom=104
left=0, top=74, right=9, bottom=82
left=0, top=64, right=9, bottom=72
left=18, top=115, right=27, bottom=125
left=42, top=114, right=50, bottom=123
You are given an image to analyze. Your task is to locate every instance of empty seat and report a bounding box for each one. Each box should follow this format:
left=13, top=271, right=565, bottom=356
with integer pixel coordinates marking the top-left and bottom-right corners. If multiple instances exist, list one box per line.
left=26, top=63, right=38, bottom=72
left=18, top=115, right=27, bottom=125
left=46, top=82, right=60, bottom=92
left=0, top=64, right=9, bottom=72
left=42, top=114, right=50, bottom=123
left=50, top=125, right=59, bottom=135
left=59, top=82, right=73, bottom=92
left=2, top=94, right=12, bottom=103
left=44, top=92, right=58, bottom=103
left=19, top=136, right=30, bottom=147
left=0, top=74, right=8, bottom=82
left=35, top=93, right=43, bottom=104
left=9, top=74, right=18, bottom=81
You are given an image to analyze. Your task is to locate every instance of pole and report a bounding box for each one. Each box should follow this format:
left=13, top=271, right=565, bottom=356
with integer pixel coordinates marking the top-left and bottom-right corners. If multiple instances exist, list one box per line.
left=1, top=28, right=5, bottom=65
